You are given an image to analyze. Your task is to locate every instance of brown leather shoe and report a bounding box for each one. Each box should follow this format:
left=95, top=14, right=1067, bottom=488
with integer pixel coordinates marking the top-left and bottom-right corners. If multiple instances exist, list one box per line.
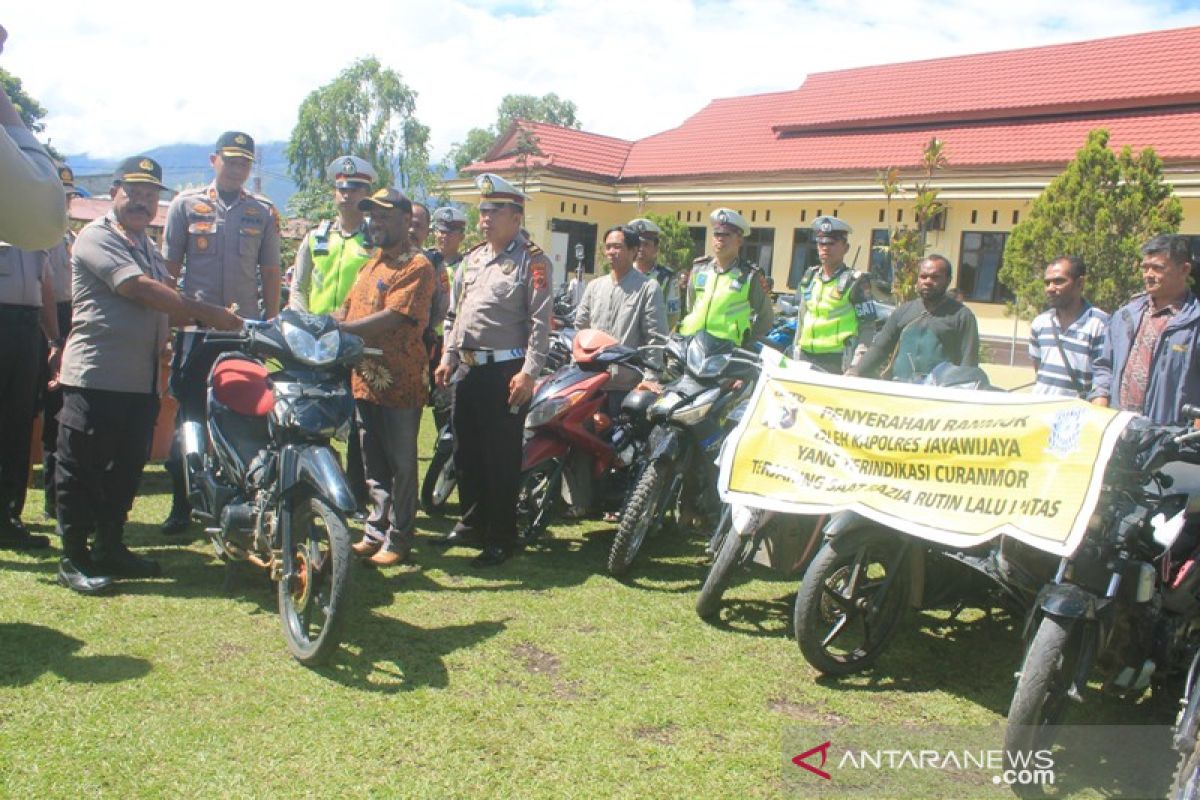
left=366, top=547, right=411, bottom=567
left=351, top=537, right=382, bottom=558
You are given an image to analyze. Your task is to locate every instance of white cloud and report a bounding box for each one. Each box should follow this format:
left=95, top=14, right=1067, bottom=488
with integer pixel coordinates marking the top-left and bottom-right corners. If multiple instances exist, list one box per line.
left=5, top=0, right=1199, bottom=160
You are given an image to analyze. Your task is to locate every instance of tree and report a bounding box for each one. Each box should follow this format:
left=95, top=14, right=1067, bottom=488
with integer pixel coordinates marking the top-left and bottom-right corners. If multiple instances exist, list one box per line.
left=444, top=93, right=582, bottom=173
left=1, top=68, right=61, bottom=160
left=999, top=129, right=1183, bottom=316
left=875, top=138, right=948, bottom=301
left=286, top=57, right=431, bottom=200
left=645, top=213, right=696, bottom=272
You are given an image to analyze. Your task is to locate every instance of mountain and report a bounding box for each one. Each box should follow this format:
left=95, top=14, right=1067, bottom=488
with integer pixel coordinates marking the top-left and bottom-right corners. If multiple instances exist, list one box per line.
left=64, top=141, right=297, bottom=211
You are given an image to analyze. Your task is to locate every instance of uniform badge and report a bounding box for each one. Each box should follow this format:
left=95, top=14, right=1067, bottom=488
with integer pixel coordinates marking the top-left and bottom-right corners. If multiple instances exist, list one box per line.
left=196, top=237, right=209, bottom=251
left=695, top=272, right=708, bottom=288
left=500, top=259, right=516, bottom=275
left=244, top=206, right=261, bottom=217
left=139, top=159, right=154, bottom=171
left=234, top=134, right=248, bottom=145
left=532, top=262, right=548, bottom=290
left=481, top=176, right=495, bottom=196
left=192, top=202, right=213, bottom=215
left=341, top=157, right=355, bottom=175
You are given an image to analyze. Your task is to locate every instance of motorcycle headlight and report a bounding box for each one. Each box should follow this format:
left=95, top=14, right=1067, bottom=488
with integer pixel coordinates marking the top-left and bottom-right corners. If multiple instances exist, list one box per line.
left=672, top=387, right=721, bottom=426
left=282, top=321, right=339, bottom=366
left=525, top=390, right=585, bottom=429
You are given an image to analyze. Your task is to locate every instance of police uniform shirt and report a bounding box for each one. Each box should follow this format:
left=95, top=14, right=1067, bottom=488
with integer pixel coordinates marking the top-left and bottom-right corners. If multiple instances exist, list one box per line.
left=163, top=182, right=281, bottom=320
left=442, top=231, right=552, bottom=376
left=0, top=124, right=67, bottom=251
left=59, top=212, right=170, bottom=395
left=0, top=244, right=47, bottom=307
left=645, top=262, right=681, bottom=326
left=686, top=256, right=775, bottom=340
left=575, top=267, right=666, bottom=349
left=796, top=264, right=877, bottom=345
left=288, top=220, right=369, bottom=313
left=46, top=237, right=73, bottom=303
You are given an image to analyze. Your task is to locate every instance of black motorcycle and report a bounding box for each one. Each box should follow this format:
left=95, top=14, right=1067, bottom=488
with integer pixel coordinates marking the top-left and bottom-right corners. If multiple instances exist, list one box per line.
left=181, top=310, right=370, bottom=665
left=608, top=331, right=759, bottom=576
left=1005, top=412, right=1200, bottom=760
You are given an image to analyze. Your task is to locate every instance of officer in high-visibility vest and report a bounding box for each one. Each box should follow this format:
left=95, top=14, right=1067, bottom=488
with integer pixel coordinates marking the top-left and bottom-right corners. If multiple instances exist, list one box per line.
left=678, top=208, right=773, bottom=347
left=793, top=215, right=876, bottom=374
left=288, top=155, right=377, bottom=314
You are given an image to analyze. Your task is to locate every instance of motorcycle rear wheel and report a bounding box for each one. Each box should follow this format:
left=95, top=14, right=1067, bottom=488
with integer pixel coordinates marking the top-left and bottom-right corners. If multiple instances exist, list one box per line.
left=517, top=461, right=560, bottom=546
left=420, top=447, right=456, bottom=514
left=1004, top=615, right=1080, bottom=761
left=793, top=528, right=911, bottom=676
left=1173, top=732, right=1200, bottom=800
left=278, top=494, right=352, bottom=666
left=608, top=460, right=678, bottom=577
left=695, top=506, right=749, bottom=619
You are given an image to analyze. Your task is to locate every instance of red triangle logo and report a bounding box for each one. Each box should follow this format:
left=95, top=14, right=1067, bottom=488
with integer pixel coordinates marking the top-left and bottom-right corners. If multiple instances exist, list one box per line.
left=792, top=740, right=832, bottom=780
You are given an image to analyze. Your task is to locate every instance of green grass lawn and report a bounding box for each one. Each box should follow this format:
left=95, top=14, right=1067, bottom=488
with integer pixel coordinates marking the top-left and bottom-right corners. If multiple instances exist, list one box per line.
left=0, top=412, right=1174, bottom=798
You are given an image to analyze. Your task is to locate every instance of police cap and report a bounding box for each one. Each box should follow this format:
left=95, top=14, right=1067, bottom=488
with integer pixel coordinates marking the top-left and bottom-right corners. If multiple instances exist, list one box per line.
left=476, top=173, right=526, bottom=210
left=215, top=131, right=255, bottom=161
left=112, top=156, right=169, bottom=190
left=710, top=207, right=750, bottom=236
left=812, top=215, right=852, bottom=243
left=432, top=206, right=468, bottom=232
left=357, top=187, right=413, bottom=213
left=628, top=217, right=661, bottom=242
left=326, top=155, right=377, bottom=189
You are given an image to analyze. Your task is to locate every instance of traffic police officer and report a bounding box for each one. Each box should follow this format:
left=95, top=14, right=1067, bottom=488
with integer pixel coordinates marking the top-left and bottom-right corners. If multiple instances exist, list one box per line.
left=160, top=131, right=281, bottom=533
left=678, top=208, right=773, bottom=347
left=55, top=156, right=241, bottom=593
left=629, top=217, right=682, bottom=330
left=428, top=206, right=468, bottom=429
left=289, top=155, right=376, bottom=313
left=0, top=214, right=61, bottom=550
left=793, top=215, right=876, bottom=374
left=433, top=173, right=551, bottom=567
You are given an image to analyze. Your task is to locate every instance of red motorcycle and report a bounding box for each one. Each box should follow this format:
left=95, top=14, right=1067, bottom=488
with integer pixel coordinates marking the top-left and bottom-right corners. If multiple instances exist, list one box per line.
left=516, top=330, right=656, bottom=544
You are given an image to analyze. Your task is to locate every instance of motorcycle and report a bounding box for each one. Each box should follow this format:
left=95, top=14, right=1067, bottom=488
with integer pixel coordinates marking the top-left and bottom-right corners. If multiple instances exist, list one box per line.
left=516, top=329, right=655, bottom=545
left=609, top=331, right=760, bottom=576
left=791, top=364, right=1055, bottom=675
left=181, top=309, right=369, bottom=665
left=1005, top=411, right=1200, bottom=760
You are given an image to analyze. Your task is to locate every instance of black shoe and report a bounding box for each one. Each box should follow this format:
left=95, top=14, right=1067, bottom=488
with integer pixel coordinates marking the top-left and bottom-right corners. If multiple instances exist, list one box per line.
left=0, top=518, right=50, bottom=550
left=57, top=557, right=115, bottom=595
left=437, top=527, right=484, bottom=549
left=471, top=545, right=516, bottom=568
left=160, top=511, right=191, bottom=535
left=93, top=544, right=162, bottom=579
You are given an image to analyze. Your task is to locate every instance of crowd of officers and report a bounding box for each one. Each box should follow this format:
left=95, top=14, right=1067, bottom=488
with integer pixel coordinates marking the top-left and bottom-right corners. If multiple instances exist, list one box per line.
left=2, top=117, right=1198, bottom=593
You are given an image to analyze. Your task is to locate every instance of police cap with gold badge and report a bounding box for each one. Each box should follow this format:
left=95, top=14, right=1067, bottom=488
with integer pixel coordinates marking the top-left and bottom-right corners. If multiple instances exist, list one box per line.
left=432, top=206, right=467, bottom=232
left=325, top=155, right=377, bottom=189
left=357, top=187, right=413, bottom=212
left=215, top=130, right=255, bottom=161
left=628, top=217, right=661, bottom=242
left=476, top=172, right=526, bottom=211
left=812, top=215, right=852, bottom=243
left=112, top=155, right=169, bottom=190
left=710, top=207, right=750, bottom=236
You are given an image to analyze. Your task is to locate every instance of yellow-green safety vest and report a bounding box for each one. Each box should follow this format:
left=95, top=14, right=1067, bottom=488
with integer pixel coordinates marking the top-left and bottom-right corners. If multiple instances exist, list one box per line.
left=798, top=269, right=858, bottom=354
left=308, top=227, right=372, bottom=314
left=679, top=263, right=754, bottom=345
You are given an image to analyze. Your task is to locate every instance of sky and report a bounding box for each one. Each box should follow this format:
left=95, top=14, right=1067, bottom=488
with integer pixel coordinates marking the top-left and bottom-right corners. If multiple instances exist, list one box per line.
left=5, top=0, right=1200, bottom=164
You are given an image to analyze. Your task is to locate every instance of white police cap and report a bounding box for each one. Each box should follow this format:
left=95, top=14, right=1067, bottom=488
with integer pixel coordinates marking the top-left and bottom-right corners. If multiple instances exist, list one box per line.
left=325, top=155, right=377, bottom=188
left=710, top=207, right=750, bottom=236
left=812, top=215, right=852, bottom=240
left=432, top=206, right=468, bottom=231
left=628, top=217, right=662, bottom=239
left=476, top=173, right=527, bottom=209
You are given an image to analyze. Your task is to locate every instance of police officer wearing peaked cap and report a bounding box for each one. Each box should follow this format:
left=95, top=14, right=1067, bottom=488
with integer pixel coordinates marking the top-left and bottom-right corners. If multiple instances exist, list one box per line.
left=428, top=205, right=469, bottom=426
left=678, top=207, right=773, bottom=347
left=629, top=217, right=683, bottom=330
left=433, top=173, right=552, bottom=567
left=793, top=214, right=876, bottom=374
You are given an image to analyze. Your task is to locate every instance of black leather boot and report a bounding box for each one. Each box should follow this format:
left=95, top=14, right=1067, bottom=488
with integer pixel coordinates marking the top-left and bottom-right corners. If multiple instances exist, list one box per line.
left=93, top=524, right=161, bottom=579
left=57, top=529, right=113, bottom=594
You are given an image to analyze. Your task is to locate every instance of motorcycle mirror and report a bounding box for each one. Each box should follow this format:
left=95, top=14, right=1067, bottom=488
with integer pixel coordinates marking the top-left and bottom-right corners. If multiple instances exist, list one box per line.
left=574, top=243, right=585, bottom=262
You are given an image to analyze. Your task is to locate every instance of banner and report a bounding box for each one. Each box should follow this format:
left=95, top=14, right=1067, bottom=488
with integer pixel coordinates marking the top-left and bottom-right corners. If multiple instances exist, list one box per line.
left=718, top=362, right=1134, bottom=556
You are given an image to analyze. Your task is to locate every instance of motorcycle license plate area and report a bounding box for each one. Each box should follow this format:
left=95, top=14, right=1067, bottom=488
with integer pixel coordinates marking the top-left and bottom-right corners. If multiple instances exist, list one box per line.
left=717, top=361, right=1136, bottom=557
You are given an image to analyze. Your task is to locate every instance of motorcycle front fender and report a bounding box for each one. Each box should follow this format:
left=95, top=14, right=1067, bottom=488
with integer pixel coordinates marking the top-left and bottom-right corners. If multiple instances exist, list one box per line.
left=648, top=426, right=683, bottom=462
left=522, top=434, right=571, bottom=472
left=1037, top=583, right=1101, bottom=622
left=280, top=444, right=356, bottom=514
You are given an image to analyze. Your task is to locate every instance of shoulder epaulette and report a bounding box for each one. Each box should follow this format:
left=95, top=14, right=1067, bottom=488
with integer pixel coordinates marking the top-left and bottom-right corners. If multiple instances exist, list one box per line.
left=313, top=220, right=333, bottom=239
left=178, top=186, right=206, bottom=197
left=693, top=255, right=711, bottom=265
left=525, top=241, right=544, bottom=256
left=251, top=192, right=275, bottom=208
left=465, top=240, right=487, bottom=254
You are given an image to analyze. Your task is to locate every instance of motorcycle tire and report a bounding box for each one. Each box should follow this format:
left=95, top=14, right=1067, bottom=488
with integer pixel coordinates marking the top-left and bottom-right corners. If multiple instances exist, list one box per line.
left=695, top=506, right=749, bottom=619
left=608, top=460, right=677, bottom=577
left=1173, top=733, right=1200, bottom=800
left=420, top=447, right=456, bottom=515
left=1004, top=615, right=1080, bottom=761
left=517, top=461, right=560, bottom=546
left=793, top=527, right=911, bottom=676
left=278, top=494, right=352, bottom=666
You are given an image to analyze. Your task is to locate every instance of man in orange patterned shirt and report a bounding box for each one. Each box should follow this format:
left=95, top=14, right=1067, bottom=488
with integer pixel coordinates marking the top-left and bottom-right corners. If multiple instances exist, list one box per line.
left=338, top=188, right=435, bottom=567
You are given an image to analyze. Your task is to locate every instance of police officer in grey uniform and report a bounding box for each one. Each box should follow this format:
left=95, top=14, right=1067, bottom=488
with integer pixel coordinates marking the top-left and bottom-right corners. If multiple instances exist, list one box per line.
left=160, top=131, right=281, bottom=533
left=628, top=217, right=682, bottom=330
left=433, top=173, right=552, bottom=567
left=0, top=228, right=60, bottom=550
left=55, top=157, right=241, bottom=593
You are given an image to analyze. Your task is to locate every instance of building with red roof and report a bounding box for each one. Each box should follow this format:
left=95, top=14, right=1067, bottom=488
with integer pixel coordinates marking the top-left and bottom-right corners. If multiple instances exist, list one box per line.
left=451, top=25, right=1200, bottom=317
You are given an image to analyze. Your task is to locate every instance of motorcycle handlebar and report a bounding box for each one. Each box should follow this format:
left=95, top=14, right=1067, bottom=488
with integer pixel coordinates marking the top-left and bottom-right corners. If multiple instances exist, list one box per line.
left=1182, top=404, right=1200, bottom=420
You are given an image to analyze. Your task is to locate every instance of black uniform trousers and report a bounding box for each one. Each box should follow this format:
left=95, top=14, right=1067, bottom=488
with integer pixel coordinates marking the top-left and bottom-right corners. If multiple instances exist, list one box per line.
left=55, top=387, right=158, bottom=544
left=0, top=304, right=43, bottom=519
left=39, top=301, right=73, bottom=509
left=451, top=360, right=527, bottom=549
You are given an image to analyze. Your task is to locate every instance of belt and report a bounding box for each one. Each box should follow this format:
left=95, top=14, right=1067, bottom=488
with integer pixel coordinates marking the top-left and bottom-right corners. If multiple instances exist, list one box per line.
left=461, top=348, right=525, bottom=367
left=0, top=303, right=40, bottom=319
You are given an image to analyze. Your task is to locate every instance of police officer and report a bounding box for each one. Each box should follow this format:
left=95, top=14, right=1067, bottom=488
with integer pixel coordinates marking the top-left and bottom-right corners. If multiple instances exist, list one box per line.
left=428, top=206, right=468, bottom=429
left=288, top=155, right=376, bottom=313
left=433, top=173, right=551, bottom=567
left=160, top=131, right=281, bottom=534
left=40, top=164, right=80, bottom=518
left=678, top=208, right=773, bottom=347
left=55, top=156, right=241, bottom=593
left=793, top=215, right=876, bottom=374
left=0, top=214, right=61, bottom=550
left=628, top=217, right=682, bottom=330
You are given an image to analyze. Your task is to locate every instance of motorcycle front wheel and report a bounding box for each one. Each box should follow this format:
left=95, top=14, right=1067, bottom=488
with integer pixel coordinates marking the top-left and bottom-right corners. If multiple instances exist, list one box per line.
left=695, top=506, right=750, bottom=619
left=420, top=446, right=456, bottom=514
left=1173, top=733, right=1200, bottom=800
left=517, top=461, right=561, bottom=546
left=608, top=459, right=679, bottom=577
left=278, top=494, right=352, bottom=666
left=793, top=528, right=912, bottom=676
left=1004, top=615, right=1081, bottom=760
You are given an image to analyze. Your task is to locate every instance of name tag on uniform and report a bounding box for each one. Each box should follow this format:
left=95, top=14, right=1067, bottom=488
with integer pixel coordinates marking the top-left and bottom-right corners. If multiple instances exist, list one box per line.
left=695, top=273, right=708, bottom=289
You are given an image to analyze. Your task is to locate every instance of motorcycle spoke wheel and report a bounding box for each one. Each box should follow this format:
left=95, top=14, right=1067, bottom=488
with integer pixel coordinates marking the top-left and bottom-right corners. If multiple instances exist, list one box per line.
left=793, top=528, right=911, bottom=676
left=517, top=462, right=559, bottom=546
left=278, top=495, right=352, bottom=666
left=608, top=461, right=674, bottom=577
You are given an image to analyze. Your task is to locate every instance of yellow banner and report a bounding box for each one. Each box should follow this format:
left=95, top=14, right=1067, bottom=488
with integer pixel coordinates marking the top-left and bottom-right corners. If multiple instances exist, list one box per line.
left=718, top=363, right=1135, bottom=556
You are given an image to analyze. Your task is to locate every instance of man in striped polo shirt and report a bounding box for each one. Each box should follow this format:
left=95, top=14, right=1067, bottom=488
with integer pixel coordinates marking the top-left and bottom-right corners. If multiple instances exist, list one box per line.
left=1029, top=256, right=1108, bottom=398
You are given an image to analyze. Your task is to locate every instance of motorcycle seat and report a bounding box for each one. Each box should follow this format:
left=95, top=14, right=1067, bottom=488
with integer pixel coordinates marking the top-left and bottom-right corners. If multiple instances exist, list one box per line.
left=573, top=329, right=620, bottom=364
left=212, top=358, right=273, bottom=417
